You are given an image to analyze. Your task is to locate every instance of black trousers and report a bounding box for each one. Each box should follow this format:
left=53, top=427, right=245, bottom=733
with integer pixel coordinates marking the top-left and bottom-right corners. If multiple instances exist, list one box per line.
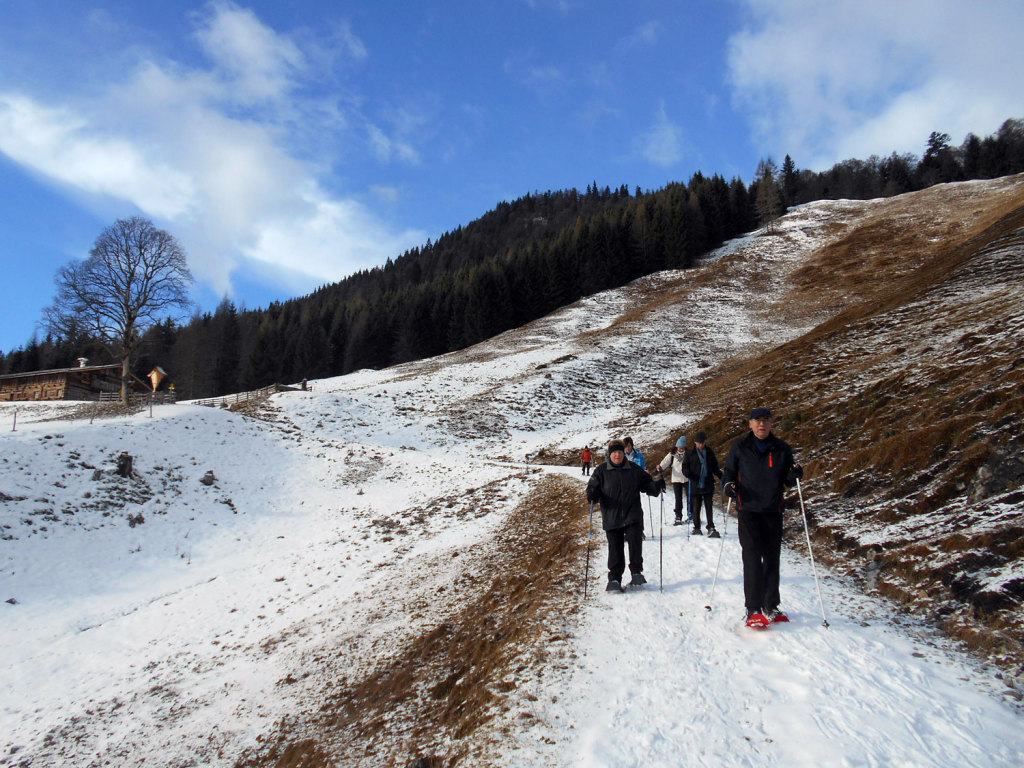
left=737, top=509, right=783, bottom=613
left=673, top=482, right=691, bottom=519
left=692, top=489, right=715, bottom=529
left=582, top=462, right=591, bottom=475
left=606, top=522, right=644, bottom=581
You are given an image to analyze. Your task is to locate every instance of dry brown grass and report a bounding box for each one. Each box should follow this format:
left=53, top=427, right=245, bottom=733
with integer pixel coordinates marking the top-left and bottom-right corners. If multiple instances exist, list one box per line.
left=235, top=474, right=587, bottom=768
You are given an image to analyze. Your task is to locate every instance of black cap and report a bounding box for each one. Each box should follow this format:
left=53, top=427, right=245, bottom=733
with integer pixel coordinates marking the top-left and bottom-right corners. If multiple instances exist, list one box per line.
left=608, top=440, right=626, bottom=453
left=749, top=407, right=772, bottom=420
left=694, top=431, right=707, bottom=443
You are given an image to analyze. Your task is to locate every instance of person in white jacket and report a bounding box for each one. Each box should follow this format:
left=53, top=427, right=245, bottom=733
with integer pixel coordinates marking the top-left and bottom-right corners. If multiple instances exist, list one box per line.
left=658, top=436, right=690, bottom=525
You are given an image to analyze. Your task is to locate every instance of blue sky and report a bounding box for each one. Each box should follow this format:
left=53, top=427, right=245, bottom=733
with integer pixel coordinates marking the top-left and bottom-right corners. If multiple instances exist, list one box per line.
left=1, top=0, right=1022, bottom=355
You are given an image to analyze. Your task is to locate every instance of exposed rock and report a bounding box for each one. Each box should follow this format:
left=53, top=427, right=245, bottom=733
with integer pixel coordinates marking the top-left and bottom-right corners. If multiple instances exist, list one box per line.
left=200, top=470, right=216, bottom=486
left=969, top=437, right=1024, bottom=503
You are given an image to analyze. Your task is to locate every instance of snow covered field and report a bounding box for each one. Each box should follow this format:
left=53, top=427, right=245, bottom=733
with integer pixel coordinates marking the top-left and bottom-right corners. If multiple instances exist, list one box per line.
left=2, top=192, right=1023, bottom=766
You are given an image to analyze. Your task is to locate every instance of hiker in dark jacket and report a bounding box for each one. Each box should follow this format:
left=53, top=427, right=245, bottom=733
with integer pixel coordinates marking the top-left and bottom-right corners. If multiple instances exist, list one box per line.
left=586, top=439, right=664, bottom=592
left=683, top=430, right=723, bottom=537
left=722, top=408, right=803, bottom=627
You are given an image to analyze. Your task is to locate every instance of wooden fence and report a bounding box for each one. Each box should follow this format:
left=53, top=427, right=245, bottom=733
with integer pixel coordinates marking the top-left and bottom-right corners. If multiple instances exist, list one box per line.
left=188, top=383, right=284, bottom=409
left=99, top=391, right=177, bottom=405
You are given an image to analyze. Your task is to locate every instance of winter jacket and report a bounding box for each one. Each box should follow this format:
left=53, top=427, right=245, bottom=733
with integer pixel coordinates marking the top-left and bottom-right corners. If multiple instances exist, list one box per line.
left=586, top=457, right=661, bottom=531
left=722, top=431, right=796, bottom=515
left=683, top=445, right=722, bottom=493
left=625, top=448, right=646, bottom=470
left=658, top=450, right=689, bottom=484
left=581, top=449, right=593, bottom=463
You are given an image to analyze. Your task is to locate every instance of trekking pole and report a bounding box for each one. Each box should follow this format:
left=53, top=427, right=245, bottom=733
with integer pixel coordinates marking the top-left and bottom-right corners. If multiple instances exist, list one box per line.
left=584, top=503, right=594, bottom=601
left=705, top=498, right=731, bottom=611
left=797, top=478, right=830, bottom=628
left=647, top=495, right=654, bottom=540
left=687, top=481, right=692, bottom=538
left=659, top=491, right=664, bottom=592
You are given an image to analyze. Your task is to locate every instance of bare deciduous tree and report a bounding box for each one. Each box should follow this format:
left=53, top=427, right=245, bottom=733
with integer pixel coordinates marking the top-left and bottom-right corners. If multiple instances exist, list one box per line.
left=754, top=157, right=783, bottom=234
left=45, top=216, right=193, bottom=403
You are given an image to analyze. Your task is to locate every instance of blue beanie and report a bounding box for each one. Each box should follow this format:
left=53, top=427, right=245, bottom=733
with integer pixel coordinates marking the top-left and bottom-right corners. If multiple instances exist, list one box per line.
left=675, top=436, right=686, bottom=448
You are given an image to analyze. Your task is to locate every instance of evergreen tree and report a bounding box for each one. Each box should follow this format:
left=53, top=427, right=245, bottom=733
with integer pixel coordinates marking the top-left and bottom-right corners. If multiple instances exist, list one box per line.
left=754, top=158, right=783, bottom=234
left=781, top=155, right=799, bottom=207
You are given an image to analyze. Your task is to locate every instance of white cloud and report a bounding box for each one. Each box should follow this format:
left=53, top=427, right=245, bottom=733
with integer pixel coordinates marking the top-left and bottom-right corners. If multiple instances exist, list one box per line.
left=245, top=184, right=422, bottom=283
left=332, top=20, right=368, bottom=62
left=727, top=0, right=1024, bottom=168
left=367, top=124, right=420, bottom=165
left=0, top=3, right=425, bottom=300
left=637, top=103, right=684, bottom=167
left=0, top=94, right=195, bottom=219
left=192, top=0, right=304, bottom=104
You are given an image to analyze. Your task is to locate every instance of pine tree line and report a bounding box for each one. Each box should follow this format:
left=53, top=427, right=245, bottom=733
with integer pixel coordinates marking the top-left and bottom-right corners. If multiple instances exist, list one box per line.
left=4, top=118, right=1023, bottom=398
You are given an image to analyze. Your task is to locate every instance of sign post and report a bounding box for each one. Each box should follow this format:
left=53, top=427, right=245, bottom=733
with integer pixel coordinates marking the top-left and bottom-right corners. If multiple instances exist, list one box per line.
left=148, top=366, right=167, bottom=418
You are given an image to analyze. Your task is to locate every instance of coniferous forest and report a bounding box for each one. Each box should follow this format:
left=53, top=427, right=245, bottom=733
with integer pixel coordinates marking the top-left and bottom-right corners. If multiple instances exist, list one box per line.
left=3, top=119, right=1024, bottom=399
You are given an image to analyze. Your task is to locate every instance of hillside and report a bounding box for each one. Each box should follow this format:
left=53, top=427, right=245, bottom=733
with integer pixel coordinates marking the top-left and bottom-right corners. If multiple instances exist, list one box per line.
left=2, top=176, right=1023, bottom=767
left=646, top=174, right=1024, bottom=670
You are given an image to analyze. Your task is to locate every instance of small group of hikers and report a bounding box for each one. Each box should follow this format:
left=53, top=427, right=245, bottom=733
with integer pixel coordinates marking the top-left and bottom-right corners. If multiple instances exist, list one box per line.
left=583, top=407, right=804, bottom=629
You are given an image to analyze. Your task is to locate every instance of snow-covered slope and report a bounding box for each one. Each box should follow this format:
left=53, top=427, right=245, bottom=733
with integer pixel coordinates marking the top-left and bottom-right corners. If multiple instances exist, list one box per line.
left=2, top=179, right=1023, bottom=767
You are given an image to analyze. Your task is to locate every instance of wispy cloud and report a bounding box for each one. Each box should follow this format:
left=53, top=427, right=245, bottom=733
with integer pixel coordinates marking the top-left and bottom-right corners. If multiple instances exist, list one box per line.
left=727, top=0, right=1024, bottom=168
left=0, top=94, right=195, bottom=218
left=615, top=21, right=660, bottom=54
left=0, top=1, right=425, bottom=299
left=192, top=1, right=304, bottom=105
left=502, top=45, right=569, bottom=99
left=636, top=102, right=684, bottom=167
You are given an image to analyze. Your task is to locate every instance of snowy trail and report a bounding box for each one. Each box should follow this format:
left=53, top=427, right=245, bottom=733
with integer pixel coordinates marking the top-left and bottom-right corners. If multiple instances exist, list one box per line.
left=524, top=483, right=1024, bottom=768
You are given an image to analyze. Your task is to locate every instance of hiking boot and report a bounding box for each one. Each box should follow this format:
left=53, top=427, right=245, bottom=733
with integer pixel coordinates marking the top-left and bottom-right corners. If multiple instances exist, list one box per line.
left=707, top=527, right=720, bottom=539
left=766, top=608, right=789, bottom=623
left=629, top=573, right=647, bottom=586
left=673, top=517, right=683, bottom=526
left=606, top=580, right=625, bottom=593
left=692, top=527, right=702, bottom=535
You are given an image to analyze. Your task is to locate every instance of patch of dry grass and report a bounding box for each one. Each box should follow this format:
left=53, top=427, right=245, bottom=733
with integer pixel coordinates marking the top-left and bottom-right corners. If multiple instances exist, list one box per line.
left=235, top=474, right=587, bottom=768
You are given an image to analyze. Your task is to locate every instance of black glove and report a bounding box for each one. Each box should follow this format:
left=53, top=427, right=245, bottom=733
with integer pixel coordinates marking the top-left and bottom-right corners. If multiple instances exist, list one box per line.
left=656, top=477, right=666, bottom=493
left=787, top=465, right=804, bottom=484
left=723, top=482, right=737, bottom=499
left=586, top=490, right=597, bottom=504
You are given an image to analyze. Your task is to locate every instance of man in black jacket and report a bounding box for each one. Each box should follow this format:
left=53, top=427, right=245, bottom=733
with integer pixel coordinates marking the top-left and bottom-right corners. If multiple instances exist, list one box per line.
left=586, top=439, right=664, bottom=592
left=722, top=408, right=803, bottom=627
left=683, top=430, right=723, bottom=537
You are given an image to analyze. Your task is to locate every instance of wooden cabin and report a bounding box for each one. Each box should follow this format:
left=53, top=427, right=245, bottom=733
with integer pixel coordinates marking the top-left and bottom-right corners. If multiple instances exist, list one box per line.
left=0, top=364, right=124, bottom=402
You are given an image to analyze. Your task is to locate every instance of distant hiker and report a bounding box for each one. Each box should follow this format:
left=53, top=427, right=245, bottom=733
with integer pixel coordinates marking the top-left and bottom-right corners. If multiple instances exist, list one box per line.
left=623, top=436, right=646, bottom=470
left=581, top=446, right=593, bottom=475
left=722, top=408, right=803, bottom=628
left=684, top=431, right=723, bottom=537
left=658, top=436, right=691, bottom=525
left=586, top=439, right=664, bottom=592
